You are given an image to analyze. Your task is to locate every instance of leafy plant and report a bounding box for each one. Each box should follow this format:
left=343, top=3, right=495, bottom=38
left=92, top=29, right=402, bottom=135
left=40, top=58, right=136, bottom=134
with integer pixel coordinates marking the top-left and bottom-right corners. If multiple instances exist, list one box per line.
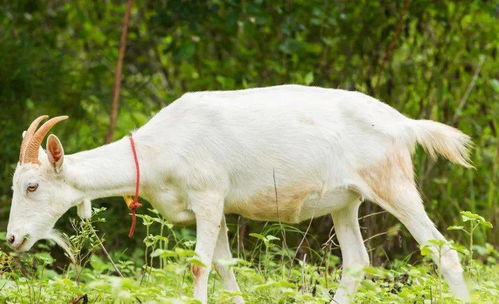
left=448, top=211, right=493, bottom=267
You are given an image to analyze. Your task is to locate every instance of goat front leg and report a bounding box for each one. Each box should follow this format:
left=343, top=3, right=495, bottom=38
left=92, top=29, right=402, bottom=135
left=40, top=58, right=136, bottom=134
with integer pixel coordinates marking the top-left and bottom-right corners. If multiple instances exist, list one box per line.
left=331, top=200, right=369, bottom=304
left=190, top=190, right=224, bottom=304
left=213, top=216, right=244, bottom=303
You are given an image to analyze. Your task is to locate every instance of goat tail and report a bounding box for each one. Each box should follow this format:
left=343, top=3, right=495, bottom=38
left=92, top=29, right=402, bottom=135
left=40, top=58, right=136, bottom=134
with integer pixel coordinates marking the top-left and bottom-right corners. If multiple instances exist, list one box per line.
left=409, top=119, right=473, bottom=168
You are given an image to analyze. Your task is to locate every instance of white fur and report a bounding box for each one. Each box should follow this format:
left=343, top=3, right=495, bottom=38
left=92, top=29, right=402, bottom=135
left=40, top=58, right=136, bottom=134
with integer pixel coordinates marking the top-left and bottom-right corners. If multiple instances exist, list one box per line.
left=7, top=85, right=472, bottom=303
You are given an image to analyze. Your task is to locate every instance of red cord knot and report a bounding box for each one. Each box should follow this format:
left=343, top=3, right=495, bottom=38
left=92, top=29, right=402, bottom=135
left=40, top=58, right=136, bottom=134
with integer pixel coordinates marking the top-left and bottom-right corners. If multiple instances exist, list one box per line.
left=128, top=199, right=142, bottom=238
left=124, top=196, right=142, bottom=238
left=129, top=200, right=142, bottom=210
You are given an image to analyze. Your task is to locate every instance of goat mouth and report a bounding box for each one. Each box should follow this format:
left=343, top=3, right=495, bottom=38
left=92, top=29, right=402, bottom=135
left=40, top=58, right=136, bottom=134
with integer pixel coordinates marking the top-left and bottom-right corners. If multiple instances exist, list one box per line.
left=14, top=238, right=27, bottom=251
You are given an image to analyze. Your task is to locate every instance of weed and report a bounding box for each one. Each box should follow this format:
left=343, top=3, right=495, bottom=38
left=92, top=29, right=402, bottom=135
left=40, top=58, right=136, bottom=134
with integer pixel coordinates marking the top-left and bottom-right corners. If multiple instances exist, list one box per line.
left=0, top=209, right=497, bottom=303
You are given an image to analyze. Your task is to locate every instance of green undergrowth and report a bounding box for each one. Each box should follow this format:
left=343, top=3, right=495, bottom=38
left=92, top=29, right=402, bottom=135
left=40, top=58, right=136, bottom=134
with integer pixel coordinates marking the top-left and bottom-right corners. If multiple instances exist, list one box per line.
left=0, top=209, right=497, bottom=304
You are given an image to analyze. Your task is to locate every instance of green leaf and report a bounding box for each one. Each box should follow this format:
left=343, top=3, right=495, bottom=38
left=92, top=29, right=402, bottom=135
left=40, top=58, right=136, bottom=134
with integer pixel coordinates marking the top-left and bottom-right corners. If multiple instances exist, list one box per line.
left=265, top=235, right=280, bottom=242
left=460, top=211, right=486, bottom=223
left=481, top=221, right=493, bottom=229
left=490, top=79, right=499, bottom=93
left=187, top=257, right=206, bottom=267
left=420, top=245, right=433, bottom=257
left=428, top=239, right=447, bottom=247
left=175, top=248, right=196, bottom=257
left=34, top=252, right=54, bottom=265
left=150, top=249, right=166, bottom=258
left=249, top=233, right=266, bottom=242
left=304, top=72, right=314, bottom=85
left=90, top=255, right=111, bottom=272
left=451, top=243, right=470, bottom=255
left=214, top=257, right=238, bottom=266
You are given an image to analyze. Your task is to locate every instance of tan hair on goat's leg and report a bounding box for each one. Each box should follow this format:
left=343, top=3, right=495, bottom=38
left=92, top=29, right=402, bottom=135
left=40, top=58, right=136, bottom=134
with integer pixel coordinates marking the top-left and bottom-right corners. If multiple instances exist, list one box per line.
left=357, top=146, right=469, bottom=301
left=373, top=183, right=469, bottom=302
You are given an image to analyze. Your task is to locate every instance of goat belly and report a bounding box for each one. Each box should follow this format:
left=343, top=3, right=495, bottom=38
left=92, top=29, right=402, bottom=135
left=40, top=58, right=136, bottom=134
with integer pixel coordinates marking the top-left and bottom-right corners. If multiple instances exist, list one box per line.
left=225, top=186, right=360, bottom=223
left=224, top=186, right=321, bottom=223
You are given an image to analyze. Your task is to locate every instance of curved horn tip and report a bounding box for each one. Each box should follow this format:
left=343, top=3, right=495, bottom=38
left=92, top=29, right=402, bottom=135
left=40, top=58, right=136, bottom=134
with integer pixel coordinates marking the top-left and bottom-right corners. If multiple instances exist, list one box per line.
left=20, top=115, right=50, bottom=162
left=26, top=115, right=50, bottom=130
left=22, top=115, right=69, bottom=164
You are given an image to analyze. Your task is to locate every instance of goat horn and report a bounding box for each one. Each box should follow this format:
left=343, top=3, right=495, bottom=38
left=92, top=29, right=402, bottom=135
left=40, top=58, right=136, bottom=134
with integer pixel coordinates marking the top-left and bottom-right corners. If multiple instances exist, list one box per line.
left=23, top=116, right=69, bottom=164
left=20, top=115, right=49, bottom=163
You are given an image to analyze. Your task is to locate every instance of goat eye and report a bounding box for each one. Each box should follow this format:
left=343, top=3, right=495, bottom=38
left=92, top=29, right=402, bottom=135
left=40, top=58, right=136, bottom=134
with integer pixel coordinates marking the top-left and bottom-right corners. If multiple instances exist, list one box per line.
left=27, top=183, right=39, bottom=192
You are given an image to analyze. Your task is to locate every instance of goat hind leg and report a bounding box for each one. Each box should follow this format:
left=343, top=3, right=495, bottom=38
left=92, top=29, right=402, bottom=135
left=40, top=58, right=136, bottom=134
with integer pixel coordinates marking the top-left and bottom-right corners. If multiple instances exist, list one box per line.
left=375, top=185, right=469, bottom=301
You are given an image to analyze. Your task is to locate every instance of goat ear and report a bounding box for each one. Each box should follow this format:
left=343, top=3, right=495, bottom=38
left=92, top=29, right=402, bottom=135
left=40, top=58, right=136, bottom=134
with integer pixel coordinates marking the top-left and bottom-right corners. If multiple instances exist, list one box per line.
left=46, top=134, right=64, bottom=172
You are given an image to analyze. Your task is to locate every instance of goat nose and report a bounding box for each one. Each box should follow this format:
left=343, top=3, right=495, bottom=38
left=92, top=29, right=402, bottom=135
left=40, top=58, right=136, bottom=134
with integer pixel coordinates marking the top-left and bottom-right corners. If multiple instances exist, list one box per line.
left=7, top=234, right=15, bottom=244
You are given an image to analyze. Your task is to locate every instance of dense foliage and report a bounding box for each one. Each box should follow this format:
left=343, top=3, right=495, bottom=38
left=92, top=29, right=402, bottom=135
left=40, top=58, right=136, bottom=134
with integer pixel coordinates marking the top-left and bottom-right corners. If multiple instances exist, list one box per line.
left=0, top=0, right=497, bottom=303
left=1, top=208, right=498, bottom=303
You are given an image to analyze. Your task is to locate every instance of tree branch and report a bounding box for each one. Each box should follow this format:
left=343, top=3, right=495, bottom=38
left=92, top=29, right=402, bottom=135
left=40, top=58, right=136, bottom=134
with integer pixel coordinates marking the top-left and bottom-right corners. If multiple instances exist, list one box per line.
left=105, top=0, right=134, bottom=143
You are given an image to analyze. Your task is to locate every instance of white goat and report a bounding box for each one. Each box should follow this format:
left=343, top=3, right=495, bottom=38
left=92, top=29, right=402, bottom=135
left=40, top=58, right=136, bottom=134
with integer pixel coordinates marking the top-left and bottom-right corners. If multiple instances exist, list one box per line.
left=7, top=85, right=472, bottom=303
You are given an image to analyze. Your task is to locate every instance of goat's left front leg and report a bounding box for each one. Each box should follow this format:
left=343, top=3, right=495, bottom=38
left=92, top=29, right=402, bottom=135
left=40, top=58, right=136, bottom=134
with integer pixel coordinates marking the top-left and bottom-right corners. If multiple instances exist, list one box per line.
left=189, top=190, right=224, bottom=304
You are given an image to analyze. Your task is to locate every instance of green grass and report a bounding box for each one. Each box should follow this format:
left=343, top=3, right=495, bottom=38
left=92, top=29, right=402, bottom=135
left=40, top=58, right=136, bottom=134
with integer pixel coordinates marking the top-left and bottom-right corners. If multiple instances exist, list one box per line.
left=1, top=251, right=497, bottom=303
left=0, top=209, right=497, bottom=304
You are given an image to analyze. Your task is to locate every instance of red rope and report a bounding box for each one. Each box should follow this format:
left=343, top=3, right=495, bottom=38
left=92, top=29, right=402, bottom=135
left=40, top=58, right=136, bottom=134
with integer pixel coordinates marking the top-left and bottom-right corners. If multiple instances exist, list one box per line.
left=128, top=135, right=142, bottom=238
